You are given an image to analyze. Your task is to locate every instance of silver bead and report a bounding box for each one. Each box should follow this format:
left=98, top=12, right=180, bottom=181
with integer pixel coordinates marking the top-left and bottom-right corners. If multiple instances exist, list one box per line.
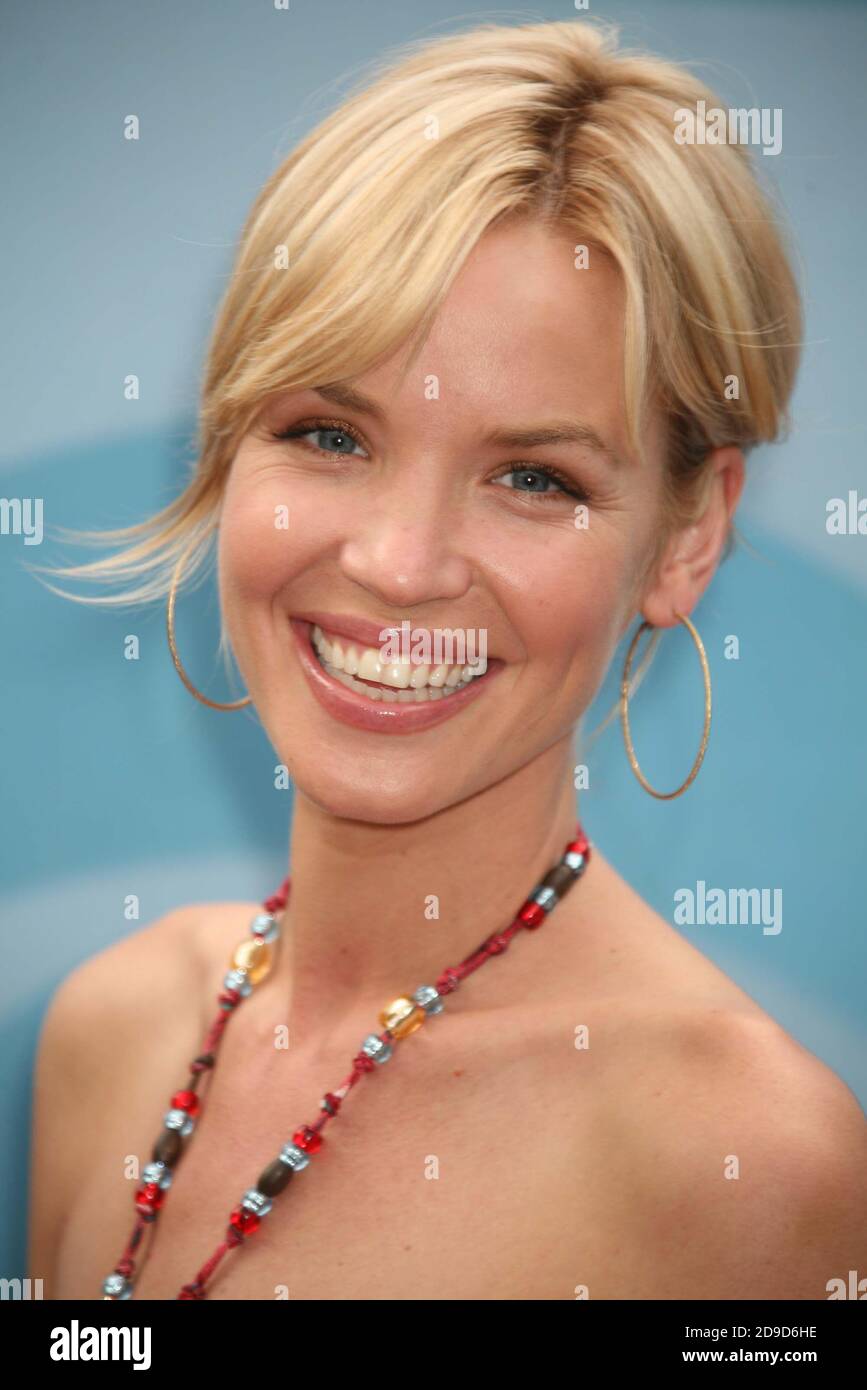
left=563, top=850, right=586, bottom=874
left=164, top=1108, right=195, bottom=1136
left=103, top=1272, right=132, bottom=1299
left=361, top=1033, right=393, bottom=1063
left=250, top=911, right=280, bottom=943
left=279, top=1143, right=309, bottom=1172
left=412, top=984, right=444, bottom=1015
left=531, top=884, right=558, bottom=912
left=142, top=1161, right=172, bottom=1189
left=224, top=967, right=253, bottom=997
left=241, top=1188, right=272, bottom=1217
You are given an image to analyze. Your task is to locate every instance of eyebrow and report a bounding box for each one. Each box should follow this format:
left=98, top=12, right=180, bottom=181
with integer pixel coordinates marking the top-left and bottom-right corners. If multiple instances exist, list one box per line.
left=314, top=382, right=624, bottom=468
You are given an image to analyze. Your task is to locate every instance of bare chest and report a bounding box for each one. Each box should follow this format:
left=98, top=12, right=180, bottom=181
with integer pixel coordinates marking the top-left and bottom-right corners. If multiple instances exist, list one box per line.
left=53, top=1015, right=618, bottom=1301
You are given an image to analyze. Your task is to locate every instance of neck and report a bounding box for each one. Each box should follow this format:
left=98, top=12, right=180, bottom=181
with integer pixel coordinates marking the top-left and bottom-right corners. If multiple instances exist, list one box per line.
left=275, top=734, right=584, bottom=1041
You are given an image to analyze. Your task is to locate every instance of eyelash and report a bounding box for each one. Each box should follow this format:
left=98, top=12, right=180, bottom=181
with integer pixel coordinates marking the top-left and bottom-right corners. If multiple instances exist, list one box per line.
left=270, top=417, right=591, bottom=504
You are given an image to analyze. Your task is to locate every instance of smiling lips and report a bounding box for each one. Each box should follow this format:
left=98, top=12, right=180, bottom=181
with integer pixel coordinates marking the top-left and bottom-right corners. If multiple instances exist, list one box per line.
left=311, top=624, right=487, bottom=702
left=289, top=617, right=500, bottom=734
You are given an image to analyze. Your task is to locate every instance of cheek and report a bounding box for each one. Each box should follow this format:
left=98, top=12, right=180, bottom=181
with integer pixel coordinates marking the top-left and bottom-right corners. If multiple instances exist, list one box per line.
left=533, top=593, right=625, bottom=729
left=218, top=466, right=327, bottom=606
left=496, top=521, right=638, bottom=676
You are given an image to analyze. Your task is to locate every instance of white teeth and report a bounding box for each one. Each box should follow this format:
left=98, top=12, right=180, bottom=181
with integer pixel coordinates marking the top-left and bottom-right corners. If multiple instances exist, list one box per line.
left=319, top=660, right=474, bottom=702
left=409, top=663, right=431, bottom=690
left=355, top=648, right=383, bottom=682
left=382, top=662, right=411, bottom=690
left=309, top=623, right=489, bottom=699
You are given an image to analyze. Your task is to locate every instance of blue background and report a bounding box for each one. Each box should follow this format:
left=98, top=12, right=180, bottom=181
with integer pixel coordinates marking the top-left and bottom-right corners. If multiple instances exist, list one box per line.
left=1, top=0, right=865, bottom=1277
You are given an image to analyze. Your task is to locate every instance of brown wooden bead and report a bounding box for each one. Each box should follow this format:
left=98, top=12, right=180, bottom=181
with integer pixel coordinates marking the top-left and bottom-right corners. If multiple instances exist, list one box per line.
left=540, top=862, right=577, bottom=898
left=257, top=1158, right=294, bottom=1197
left=152, top=1129, right=182, bottom=1165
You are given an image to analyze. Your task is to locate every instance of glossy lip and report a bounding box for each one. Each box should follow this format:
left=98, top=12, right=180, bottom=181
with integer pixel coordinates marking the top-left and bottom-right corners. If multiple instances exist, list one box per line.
left=289, top=618, right=502, bottom=735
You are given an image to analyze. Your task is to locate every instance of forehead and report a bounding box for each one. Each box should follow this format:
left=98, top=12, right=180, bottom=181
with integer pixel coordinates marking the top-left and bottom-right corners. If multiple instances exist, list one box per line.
left=362, top=217, right=628, bottom=432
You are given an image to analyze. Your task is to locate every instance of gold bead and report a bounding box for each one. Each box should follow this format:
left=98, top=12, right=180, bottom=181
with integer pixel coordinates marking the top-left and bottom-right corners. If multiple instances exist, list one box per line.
left=379, top=996, right=425, bottom=1039
left=230, top=937, right=272, bottom=985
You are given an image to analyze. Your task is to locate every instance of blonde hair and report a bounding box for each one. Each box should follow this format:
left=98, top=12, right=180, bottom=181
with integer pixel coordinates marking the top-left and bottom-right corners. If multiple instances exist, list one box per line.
left=32, top=16, right=802, bottom=622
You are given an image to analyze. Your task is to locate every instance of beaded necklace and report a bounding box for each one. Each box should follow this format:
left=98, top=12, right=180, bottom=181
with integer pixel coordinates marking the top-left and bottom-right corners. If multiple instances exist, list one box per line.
left=101, top=825, right=590, bottom=1300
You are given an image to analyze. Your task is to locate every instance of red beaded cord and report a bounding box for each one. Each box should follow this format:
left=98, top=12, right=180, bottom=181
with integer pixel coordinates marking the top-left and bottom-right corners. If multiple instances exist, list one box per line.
left=104, top=828, right=590, bottom=1300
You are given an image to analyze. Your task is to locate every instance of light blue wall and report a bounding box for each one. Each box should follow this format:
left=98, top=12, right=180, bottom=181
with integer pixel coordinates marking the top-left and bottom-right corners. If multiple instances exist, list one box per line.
left=2, top=0, right=865, bottom=1278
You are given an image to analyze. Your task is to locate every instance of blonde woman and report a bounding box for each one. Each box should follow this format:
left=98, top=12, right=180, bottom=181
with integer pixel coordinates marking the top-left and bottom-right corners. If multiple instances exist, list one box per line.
left=28, top=19, right=866, bottom=1301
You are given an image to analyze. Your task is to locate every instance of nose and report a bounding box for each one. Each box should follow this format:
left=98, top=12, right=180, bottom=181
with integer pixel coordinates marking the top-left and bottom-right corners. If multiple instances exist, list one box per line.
left=337, top=466, right=474, bottom=609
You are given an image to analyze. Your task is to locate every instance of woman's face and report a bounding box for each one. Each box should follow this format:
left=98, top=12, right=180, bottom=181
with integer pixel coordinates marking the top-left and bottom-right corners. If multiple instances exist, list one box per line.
left=218, top=218, right=671, bottom=823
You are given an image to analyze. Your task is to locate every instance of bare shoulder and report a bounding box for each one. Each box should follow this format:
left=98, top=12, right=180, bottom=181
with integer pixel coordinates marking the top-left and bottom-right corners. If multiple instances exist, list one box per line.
left=600, top=1003, right=867, bottom=1298
left=27, top=899, right=254, bottom=1289
left=41, top=904, right=202, bottom=1022
left=35, top=897, right=260, bottom=1038
left=568, top=852, right=866, bottom=1297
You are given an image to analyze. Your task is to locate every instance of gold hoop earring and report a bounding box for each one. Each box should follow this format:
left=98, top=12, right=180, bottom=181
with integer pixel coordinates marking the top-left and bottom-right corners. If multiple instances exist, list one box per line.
left=166, top=536, right=252, bottom=711
left=620, top=612, right=711, bottom=799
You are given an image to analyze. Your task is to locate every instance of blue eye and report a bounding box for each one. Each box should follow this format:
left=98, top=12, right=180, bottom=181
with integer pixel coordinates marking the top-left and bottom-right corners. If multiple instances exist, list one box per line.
left=272, top=420, right=367, bottom=456
left=493, top=466, right=588, bottom=502
left=272, top=420, right=590, bottom=505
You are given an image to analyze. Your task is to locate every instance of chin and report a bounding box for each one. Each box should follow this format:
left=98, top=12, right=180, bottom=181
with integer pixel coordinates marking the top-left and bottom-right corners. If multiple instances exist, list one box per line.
left=281, top=749, right=471, bottom=826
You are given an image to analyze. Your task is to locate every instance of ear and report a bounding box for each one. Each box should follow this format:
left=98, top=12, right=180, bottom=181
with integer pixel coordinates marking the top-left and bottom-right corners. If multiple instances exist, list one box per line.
left=640, top=446, right=746, bottom=628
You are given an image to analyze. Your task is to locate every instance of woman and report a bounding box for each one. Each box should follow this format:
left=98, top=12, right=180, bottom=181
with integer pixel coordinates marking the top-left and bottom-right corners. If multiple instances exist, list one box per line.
left=28, top=18, right=866, bottom=1300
